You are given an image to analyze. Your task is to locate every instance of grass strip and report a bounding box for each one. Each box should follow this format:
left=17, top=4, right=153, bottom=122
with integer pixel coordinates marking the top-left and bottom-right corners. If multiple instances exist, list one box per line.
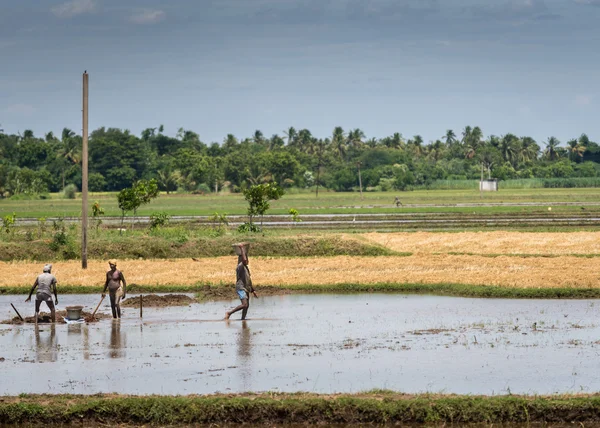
left=0, top=235, right=397, bottom=261
left=1, top=393, right=600, bottom=425
left=2, top=282, right=600, bottom=299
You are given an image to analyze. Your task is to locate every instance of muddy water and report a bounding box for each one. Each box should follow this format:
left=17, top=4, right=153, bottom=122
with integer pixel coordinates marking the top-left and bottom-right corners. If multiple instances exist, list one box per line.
left=1, top=294, right=600, bottom=395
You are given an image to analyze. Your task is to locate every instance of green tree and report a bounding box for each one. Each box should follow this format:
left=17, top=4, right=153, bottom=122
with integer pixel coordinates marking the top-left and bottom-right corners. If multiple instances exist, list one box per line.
left=117, top=179, right=159, bottom=230
left=544, top=137, right=561, bottom=161
left=242, top=182, right=284, bottom=230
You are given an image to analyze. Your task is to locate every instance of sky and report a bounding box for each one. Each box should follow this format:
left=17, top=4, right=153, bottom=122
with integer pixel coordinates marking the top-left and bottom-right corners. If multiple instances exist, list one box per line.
left=0, top=0, right=599, bottom=145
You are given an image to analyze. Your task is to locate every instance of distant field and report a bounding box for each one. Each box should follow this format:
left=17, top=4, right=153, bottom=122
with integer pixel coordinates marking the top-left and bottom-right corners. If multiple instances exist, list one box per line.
left=1, top=188, right=600, bottom=217
left=361, top=231, right=600, bottom=255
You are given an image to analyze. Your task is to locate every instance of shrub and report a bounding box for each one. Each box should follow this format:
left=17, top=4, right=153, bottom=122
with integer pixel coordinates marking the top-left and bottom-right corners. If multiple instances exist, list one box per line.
left=64, top=184, right=77, bottom=199
left=150, top=212, right=171, bottom=230
left=237, top=222, right=260, bottom=233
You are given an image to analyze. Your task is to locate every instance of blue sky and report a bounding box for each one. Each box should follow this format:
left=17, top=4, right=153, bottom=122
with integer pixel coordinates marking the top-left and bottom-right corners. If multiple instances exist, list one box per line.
left=1, top=0, right=599, bottom=145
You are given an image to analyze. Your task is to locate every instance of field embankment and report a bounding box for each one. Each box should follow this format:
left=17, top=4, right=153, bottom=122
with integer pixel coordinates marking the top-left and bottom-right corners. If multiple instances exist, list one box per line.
left=0, top=233, right=393, bottom=261
left=2, top=393, right=600, bottom=425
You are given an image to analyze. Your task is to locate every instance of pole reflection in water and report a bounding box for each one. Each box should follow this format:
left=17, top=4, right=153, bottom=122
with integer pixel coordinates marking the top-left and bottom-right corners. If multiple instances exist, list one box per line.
left=108, top=320, right=126, bottom=359
left=35, top=324, right=57, bottom=363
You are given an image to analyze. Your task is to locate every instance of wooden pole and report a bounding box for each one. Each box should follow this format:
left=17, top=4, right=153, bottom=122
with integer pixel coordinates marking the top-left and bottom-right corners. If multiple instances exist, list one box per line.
left=82, top=71, right=89, bottom=269
left=357, top=161, right=363, bottom=200
left=11, top=303, right=24, bottom=322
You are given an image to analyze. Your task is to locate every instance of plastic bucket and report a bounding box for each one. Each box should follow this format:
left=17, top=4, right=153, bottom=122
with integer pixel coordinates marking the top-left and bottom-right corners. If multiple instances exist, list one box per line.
left=65, top=305, right=84, bottom=320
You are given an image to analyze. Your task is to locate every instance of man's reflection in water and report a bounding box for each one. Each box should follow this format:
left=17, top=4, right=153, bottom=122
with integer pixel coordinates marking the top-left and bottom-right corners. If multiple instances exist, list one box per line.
left=109, top=320, right=126, bottom=359
left=237, top=321, right=252, bottom=390
left=35, top=324, right=57, bottom=363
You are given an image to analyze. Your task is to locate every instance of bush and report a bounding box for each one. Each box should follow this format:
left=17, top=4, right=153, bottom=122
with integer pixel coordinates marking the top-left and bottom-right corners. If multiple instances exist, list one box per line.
left=64, top=184, right=77, bottom=199
left=149, top=212, right=170, bottom=230
left=196, top=183, right=212, bottom=194
left=237, top=222, right=260, bottom=233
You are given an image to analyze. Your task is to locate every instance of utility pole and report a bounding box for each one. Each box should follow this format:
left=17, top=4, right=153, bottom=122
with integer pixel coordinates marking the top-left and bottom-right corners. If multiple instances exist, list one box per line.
left=82, top=71, right=89, bottom=269
left=480, top=162, right=483, bottom=200
left=357, top=161, right=363, bottom=200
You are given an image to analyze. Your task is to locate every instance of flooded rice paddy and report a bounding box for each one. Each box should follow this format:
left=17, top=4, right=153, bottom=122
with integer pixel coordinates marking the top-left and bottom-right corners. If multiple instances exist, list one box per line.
left=1, top=293, right=600, bottom=395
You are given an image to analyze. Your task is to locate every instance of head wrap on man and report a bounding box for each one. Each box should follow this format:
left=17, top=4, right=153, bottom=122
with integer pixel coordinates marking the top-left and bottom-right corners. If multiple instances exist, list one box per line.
left=108, top=259, right=117, bottom=267
left=43, top=264, right=52, bottom=273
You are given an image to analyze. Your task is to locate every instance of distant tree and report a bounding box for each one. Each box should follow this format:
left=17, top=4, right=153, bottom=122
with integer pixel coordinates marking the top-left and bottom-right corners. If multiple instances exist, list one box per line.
left=331, top=126, right=346, bottom=160
left=117, top=179, right=159, bottom=230
left=242, top=182, right=284, bottom=230
left=544, top=137, right=561, bottom=161
left=284, top=127, right=297, bottom=147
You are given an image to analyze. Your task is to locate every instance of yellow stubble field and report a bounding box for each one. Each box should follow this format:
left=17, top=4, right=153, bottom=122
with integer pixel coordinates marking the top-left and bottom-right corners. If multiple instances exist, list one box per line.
left=0, top=253, right=598, bottom=291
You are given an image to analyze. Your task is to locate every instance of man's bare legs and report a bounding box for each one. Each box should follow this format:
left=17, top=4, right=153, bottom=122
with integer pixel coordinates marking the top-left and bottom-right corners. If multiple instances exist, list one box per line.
left=225, top=298, right=248, bottom=320
left=241, top=296, right=250, bottom=320
left=35, top=299, right=56, bottom=323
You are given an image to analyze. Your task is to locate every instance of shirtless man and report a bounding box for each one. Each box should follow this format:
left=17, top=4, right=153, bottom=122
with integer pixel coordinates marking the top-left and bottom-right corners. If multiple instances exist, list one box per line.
left=225, top=244, right=258, bottom=320
left=102, top=259, right=126, bottom=319
left=26, top=264, right=58, bottom=323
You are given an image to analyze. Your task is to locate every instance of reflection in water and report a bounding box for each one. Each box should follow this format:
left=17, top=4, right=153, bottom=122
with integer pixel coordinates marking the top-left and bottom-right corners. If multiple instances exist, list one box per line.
left=35, top=324, right=58, bottom=363
left=109, top=320, right=126, bottom=359
left=237, top=321, right=252, bottom=390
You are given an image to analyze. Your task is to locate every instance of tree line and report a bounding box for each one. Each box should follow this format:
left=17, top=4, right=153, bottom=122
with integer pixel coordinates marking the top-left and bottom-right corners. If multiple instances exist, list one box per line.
left=0, top=124, right=599, bottom=197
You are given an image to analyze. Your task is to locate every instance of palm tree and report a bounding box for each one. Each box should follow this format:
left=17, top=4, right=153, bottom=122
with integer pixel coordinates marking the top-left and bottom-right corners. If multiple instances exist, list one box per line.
left=443, top=129, right=457, bottom=147
left=461, top=126, right=472, bottom=146
left=268, top=134, right=285, bottom=151
left=284, top=127, right=297, bottom=147
left=567, top=139, right=585, bottom=161
left=331, top=126, right=346, bottom=160
left=296, top=129, right=313, bottom=153
left=471, top=127, right=484, bottom=151
left=57, top=128, right=81, bottom=190
left=157, top=167, right=181, bottom=194
left=347, top=128, right=365, bottom=151
left=253, top=130, right=264, bottom=144
left=498, top=134, right=519, bottom=165
left=366, top=137, right=378, bottom=148
left=409, top=135, right=424, bottom=157
left=23, top=129, right=34, bottom=140
left=519, top=137, right=539, bottom=163
left=543, top=137, right=561, bottom=161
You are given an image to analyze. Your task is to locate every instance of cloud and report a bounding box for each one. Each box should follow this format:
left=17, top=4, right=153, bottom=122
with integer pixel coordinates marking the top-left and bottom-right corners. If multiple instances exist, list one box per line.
left=466, top=0, right=560, bottom=23
left=573, top=0, right=600, bottom=5
left=130, top=9, right=166, bottom=24
left=3, top=104, right=37, bottom=115
left=575, top=95, right=592, bottom=106
left=51, top=0, right=96, bottom=18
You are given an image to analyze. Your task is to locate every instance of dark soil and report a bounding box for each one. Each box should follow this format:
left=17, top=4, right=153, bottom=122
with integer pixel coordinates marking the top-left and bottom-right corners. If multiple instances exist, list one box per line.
left=121, top=294, right=196, bottom=308
left=2, top=310, right=111, bottom=325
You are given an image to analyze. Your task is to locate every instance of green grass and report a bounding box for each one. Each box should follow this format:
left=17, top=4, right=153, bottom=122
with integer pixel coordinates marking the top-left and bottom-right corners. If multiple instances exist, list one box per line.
left=0, top=232, right=397, bottom=261
left=2, top=282, right=599, bottom=300
left=2, top=187, right=600, bottom=217
left=2, top=393, right=600, bottom=424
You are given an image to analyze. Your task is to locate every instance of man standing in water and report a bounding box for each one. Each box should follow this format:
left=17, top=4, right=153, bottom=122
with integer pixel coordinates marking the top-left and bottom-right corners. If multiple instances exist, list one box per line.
left=102, top=259, right=126, bottom=319
left=225, top=244, right=258, bottom=320
left=25, top=264, right=58, bottom=323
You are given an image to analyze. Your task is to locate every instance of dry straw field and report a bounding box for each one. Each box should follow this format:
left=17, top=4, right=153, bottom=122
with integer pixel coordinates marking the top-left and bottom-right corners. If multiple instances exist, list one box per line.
left=0, top=255, right=598, bottom=290
left=2, top=232, right=599, bottom=290
left=360, top=231, right=600, bottom=255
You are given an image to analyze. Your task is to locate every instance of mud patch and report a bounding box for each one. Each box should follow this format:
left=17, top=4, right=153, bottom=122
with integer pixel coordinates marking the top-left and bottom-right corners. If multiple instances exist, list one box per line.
left=121, top=294, right=196, bottom=308
left=2, top=310, right=111, bottom=325
left=198, top=285, right=294, bottom=301
left=409, top=329, right=454, bottom=335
